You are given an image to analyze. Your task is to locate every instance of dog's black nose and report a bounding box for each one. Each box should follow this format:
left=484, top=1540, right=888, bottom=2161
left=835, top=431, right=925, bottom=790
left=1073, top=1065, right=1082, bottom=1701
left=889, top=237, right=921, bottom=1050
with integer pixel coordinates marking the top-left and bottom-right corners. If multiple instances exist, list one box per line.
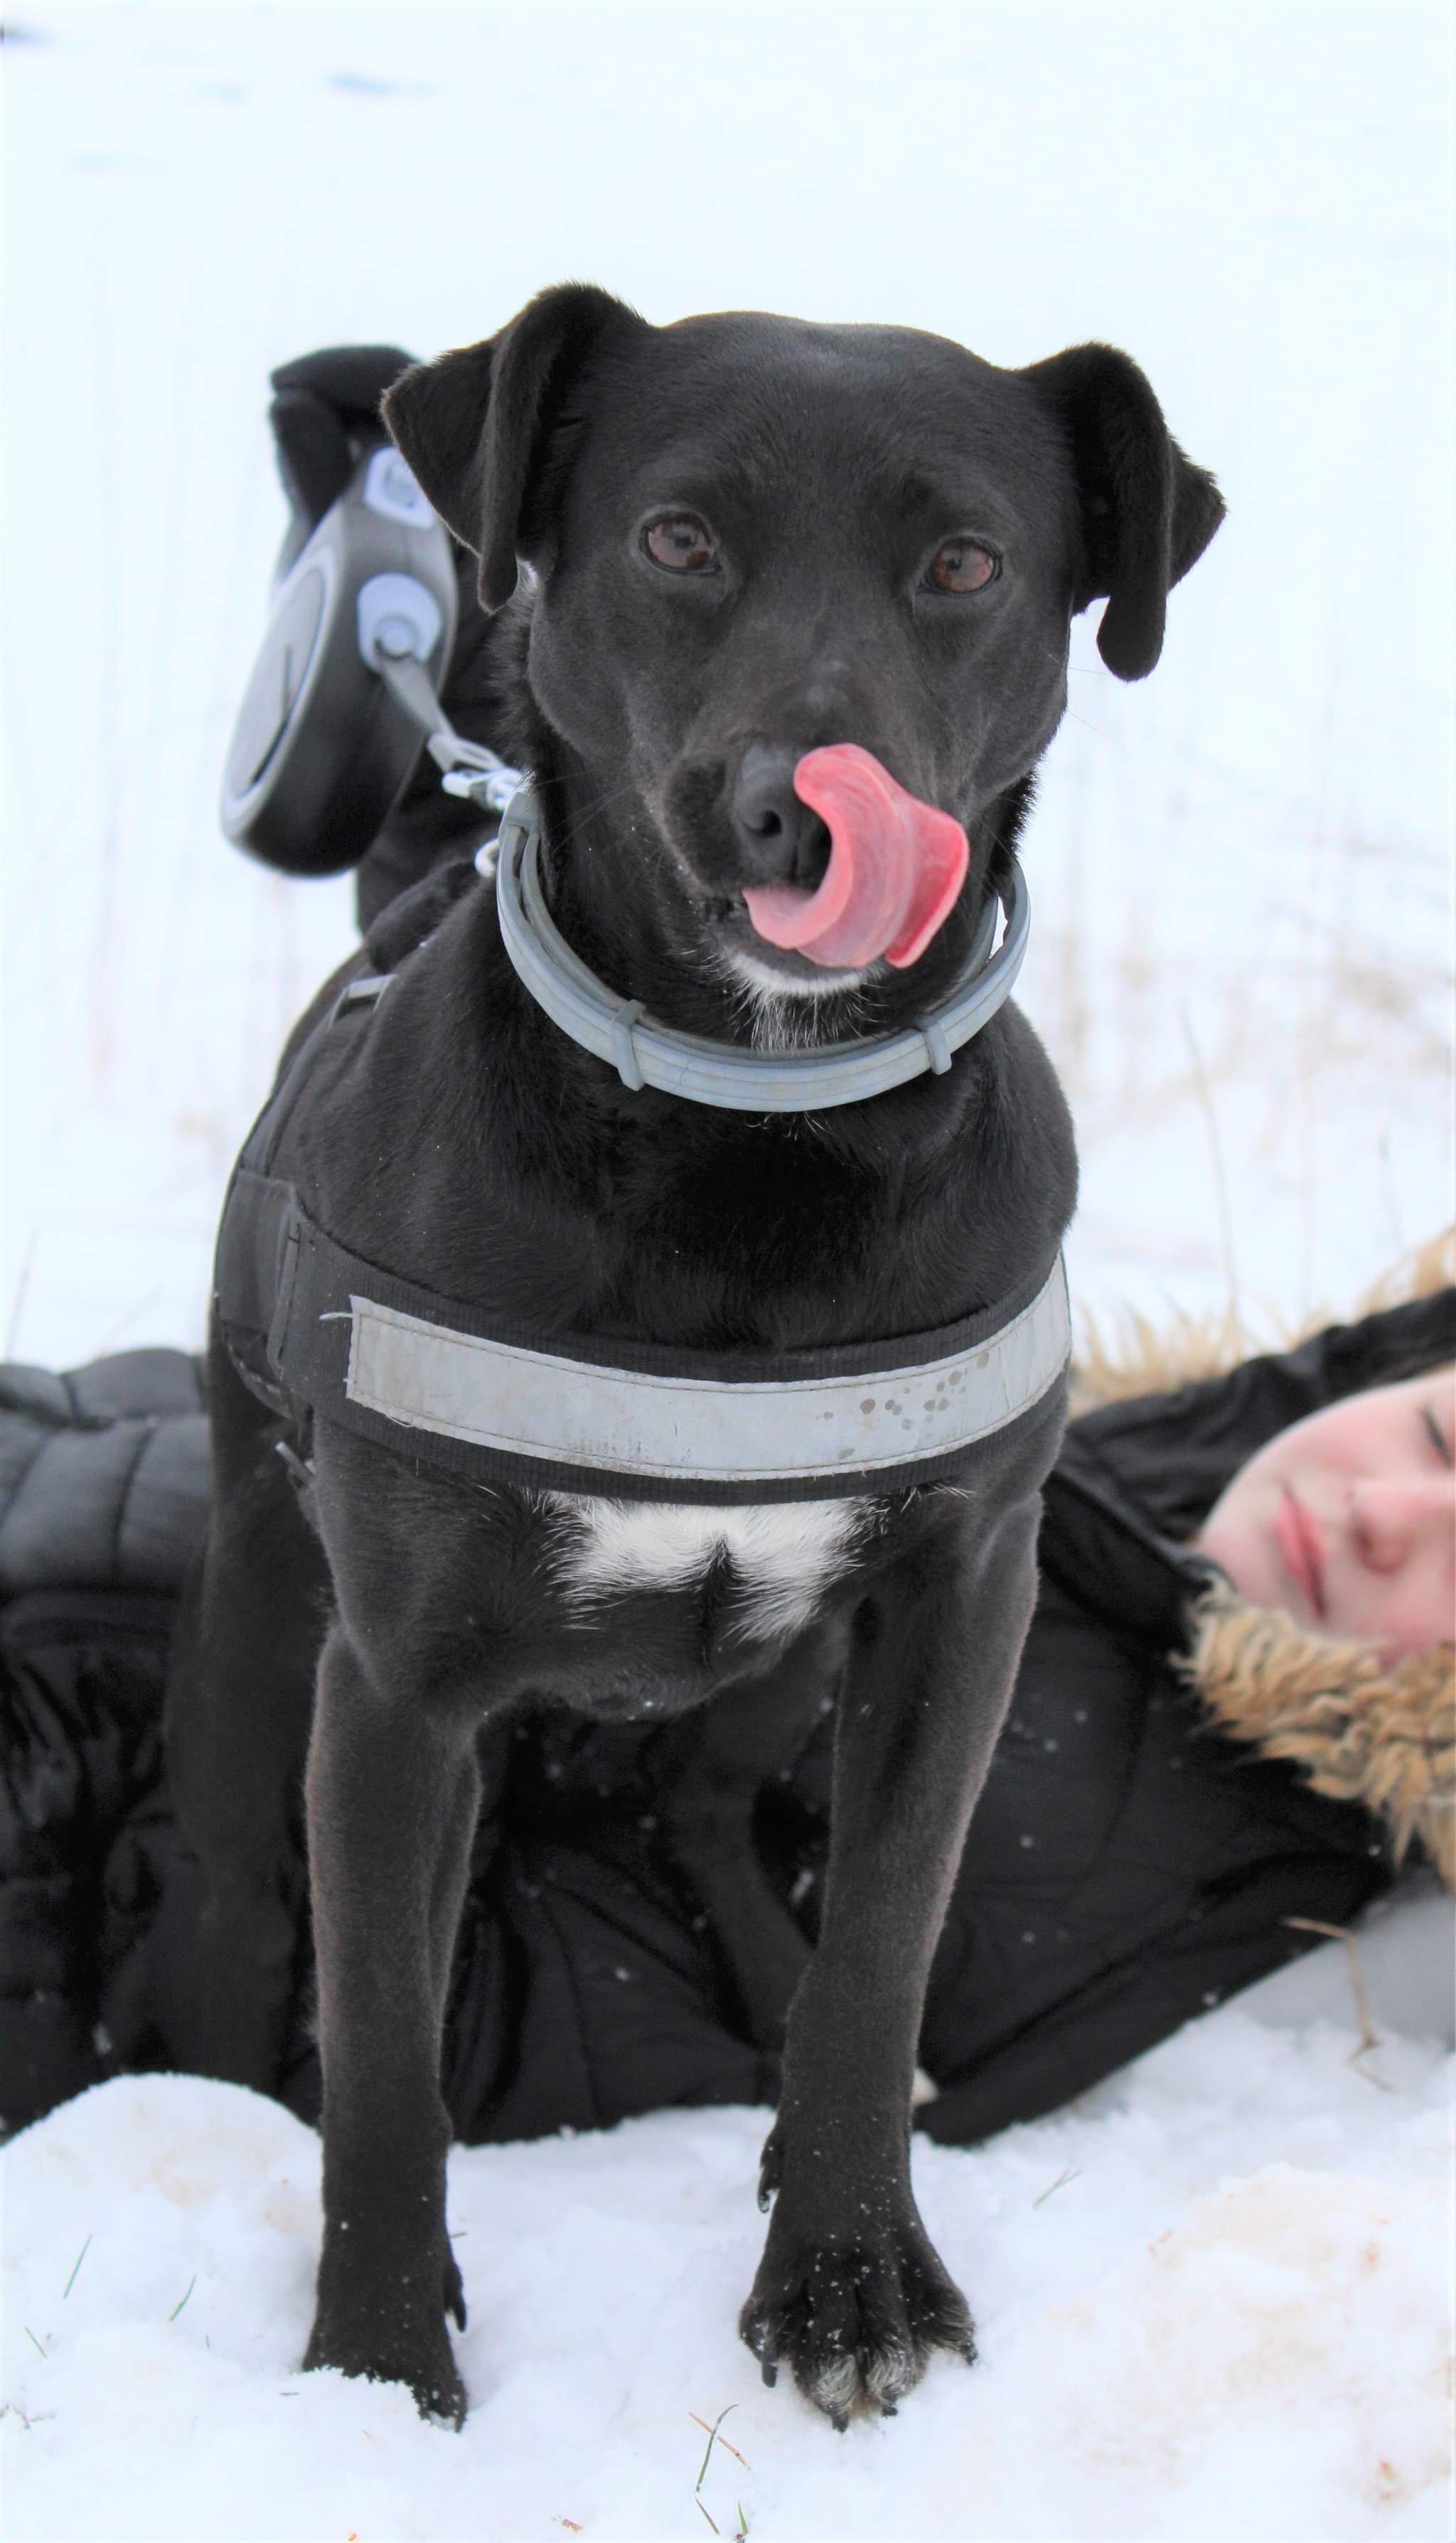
left=729, top=745, right=833, bottom=890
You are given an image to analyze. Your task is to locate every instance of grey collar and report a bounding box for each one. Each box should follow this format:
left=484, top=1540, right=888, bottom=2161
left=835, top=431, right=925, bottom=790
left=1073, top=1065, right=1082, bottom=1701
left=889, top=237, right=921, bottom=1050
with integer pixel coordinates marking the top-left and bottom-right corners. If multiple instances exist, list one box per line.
left=488, top=784, right=1030, bottom=1113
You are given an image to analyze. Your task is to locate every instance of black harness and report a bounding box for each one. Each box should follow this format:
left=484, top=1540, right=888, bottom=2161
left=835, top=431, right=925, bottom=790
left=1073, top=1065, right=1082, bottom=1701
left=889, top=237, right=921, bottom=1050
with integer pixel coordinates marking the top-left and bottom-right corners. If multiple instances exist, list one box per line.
left=215, top=869, right=1071, bottom=1509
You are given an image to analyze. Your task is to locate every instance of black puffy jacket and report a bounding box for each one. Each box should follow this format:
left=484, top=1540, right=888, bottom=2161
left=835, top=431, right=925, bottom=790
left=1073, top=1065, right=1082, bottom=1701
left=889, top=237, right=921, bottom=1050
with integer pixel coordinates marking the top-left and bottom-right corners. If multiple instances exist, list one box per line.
left=0, top=1352, right=209, bottom=2125
left=1, top=1291, right=1450, bottom=2141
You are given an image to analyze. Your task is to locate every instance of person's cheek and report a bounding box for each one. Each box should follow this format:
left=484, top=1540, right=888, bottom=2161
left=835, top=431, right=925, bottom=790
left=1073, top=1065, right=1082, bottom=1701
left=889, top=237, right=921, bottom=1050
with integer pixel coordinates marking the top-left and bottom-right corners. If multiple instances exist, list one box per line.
left=1379, top=1582, right=1442, bottom=1663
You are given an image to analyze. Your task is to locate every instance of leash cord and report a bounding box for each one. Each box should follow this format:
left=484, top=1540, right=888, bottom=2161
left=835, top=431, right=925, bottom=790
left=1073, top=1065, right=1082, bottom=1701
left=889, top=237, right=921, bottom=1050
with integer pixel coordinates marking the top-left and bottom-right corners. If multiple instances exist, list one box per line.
left=375, top=647, right=524, bottom=816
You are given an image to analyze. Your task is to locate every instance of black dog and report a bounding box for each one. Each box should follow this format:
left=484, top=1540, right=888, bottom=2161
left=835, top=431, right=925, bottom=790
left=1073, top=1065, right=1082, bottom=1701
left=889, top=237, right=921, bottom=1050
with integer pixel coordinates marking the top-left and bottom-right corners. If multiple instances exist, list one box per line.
left=168, top=287, right=1221, bottom=2427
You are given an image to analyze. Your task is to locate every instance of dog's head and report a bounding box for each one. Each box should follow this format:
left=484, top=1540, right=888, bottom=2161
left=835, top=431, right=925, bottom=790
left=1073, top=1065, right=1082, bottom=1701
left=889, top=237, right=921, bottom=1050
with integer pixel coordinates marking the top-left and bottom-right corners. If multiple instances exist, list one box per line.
left=385, top=287, right=1221, bottom=1027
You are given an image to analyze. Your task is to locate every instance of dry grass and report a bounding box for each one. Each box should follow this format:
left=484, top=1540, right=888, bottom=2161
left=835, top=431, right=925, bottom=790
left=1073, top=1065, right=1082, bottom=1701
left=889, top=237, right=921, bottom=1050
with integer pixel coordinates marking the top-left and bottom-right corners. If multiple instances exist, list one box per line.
left=1017, top=675, right=1454, bottom=1331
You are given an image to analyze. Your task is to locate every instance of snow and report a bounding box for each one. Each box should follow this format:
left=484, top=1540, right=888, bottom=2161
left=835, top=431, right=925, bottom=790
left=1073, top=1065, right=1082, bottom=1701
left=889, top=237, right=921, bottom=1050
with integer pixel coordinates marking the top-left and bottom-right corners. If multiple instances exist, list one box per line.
left=5, top=2006, right=1452, bottom=2542
left=1, top=6, right=1453, bottom=2537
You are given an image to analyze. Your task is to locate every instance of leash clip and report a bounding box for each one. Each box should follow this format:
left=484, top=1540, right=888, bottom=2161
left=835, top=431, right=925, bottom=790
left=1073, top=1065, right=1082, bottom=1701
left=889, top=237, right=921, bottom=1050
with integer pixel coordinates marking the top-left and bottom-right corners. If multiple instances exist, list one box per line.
left=373, top=648, right=525, bottom=815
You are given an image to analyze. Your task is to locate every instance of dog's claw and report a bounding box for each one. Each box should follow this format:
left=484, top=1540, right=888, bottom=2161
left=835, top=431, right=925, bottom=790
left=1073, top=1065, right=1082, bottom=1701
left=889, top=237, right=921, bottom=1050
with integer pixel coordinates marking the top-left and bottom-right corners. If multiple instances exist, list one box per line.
left=760, top=2357, right=778, bottom=2389
left=830, top=2409, right=849, bottom=2434
left=881, top=2401, right=898, bottom=2418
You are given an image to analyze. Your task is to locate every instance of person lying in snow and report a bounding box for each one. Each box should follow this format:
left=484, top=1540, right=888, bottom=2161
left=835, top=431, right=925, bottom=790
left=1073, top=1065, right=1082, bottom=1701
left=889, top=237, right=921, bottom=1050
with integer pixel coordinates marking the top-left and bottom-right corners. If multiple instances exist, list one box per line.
left=1, top=1254, right=1450, bottom=2143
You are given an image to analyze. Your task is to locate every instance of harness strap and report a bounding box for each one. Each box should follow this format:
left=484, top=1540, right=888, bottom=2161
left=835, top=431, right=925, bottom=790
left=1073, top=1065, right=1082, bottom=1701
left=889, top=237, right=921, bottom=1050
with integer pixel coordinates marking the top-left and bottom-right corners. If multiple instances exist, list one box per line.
left=216, top=1163, right=1069, bottom=1505
left=216, top=845, right=1069, bottom=1503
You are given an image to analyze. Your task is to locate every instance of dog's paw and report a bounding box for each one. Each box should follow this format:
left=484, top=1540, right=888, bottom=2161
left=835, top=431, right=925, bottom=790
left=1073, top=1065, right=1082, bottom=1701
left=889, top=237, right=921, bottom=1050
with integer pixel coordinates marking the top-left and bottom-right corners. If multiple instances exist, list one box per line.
left=303, top=2306, right=467, bottom=2428
left=739, top=2214, right=975, bottom=2428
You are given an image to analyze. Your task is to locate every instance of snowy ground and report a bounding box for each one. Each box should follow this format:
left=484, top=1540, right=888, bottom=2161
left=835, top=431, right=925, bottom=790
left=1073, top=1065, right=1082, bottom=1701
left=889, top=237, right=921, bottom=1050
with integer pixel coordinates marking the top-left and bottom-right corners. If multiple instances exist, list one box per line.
left=2, top=6, right=1454, bottom=2539
left=4, top=2001, right=1452, bottom=2543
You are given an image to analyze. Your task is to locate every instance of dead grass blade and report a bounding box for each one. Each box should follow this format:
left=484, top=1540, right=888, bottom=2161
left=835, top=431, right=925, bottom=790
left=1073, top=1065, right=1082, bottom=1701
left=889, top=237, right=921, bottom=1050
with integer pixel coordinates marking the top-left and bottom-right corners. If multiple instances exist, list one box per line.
left=690, top=2407, right=750, bottom=2475
left=1282, top=1915, right=1393, bottom=2087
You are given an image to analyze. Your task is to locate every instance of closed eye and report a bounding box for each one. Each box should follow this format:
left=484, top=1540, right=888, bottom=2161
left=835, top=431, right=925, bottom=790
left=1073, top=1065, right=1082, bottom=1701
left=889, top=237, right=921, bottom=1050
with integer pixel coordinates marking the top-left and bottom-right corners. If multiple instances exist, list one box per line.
left=1421, top=1405, right=1453, bottom=1467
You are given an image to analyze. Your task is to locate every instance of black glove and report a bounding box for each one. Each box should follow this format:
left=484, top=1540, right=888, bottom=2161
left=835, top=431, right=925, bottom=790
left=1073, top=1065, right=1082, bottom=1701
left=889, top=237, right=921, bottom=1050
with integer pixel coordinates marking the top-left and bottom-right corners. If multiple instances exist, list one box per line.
left=267, top=343, right=418, bottom=572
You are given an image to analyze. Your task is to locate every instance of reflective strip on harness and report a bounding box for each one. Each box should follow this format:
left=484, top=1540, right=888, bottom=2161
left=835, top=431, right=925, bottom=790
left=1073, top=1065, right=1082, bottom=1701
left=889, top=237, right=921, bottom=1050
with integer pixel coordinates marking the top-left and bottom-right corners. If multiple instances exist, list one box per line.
left=216, top=1160, right=1070, bottom=1501
left=343, top=1258, right=1070, bottom=1484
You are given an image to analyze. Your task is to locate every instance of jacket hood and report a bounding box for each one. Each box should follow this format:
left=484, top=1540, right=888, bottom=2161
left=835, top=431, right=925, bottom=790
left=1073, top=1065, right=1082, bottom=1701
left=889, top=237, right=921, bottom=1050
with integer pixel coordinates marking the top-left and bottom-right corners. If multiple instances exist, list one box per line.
left=1066, top=1230, right=1455, bottom=1891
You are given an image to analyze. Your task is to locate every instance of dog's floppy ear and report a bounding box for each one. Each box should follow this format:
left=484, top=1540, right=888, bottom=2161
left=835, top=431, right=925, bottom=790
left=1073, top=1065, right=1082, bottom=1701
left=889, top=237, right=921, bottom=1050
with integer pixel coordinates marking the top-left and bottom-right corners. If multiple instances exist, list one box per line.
left=1021, top=345, right=1224, bottom=680
left=383, top=283, right=644, bottom=612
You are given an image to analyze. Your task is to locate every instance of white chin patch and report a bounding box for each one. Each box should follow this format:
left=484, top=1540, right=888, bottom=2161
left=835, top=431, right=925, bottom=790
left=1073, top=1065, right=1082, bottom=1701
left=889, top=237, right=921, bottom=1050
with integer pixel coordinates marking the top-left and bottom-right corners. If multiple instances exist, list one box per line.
left=715, top=946, right=875, bottom=1056
left=545, top=1495, right=869, bottom=1641
left=726, top=948, right=872, bottom=1000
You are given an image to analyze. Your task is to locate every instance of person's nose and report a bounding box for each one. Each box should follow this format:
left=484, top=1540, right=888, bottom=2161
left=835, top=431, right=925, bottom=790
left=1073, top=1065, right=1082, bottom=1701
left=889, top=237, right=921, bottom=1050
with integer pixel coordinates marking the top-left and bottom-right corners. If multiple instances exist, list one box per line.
left=1348, top=1476, right=1456, bottom=1578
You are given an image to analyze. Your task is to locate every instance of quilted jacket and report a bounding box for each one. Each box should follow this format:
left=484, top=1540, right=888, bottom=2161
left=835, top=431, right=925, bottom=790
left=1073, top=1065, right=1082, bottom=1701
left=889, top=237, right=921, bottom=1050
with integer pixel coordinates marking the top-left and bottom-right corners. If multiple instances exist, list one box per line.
left=1, top=1287, right=1450, bottom=2142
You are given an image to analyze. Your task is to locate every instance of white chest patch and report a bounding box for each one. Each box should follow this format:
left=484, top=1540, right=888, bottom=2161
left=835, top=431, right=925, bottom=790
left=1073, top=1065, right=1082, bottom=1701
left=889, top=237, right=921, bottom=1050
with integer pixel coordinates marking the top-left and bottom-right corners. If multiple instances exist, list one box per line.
left=543, top=1494, right=870, bottom=1640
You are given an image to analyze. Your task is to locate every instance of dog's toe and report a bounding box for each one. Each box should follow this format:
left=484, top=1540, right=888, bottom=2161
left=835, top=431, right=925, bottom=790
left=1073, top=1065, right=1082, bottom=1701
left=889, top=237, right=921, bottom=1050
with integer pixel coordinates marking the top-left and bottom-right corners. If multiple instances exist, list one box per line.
left=860, top=2329, right=922, bottom=2409
left=803, top=2344, right=860, bottom=2427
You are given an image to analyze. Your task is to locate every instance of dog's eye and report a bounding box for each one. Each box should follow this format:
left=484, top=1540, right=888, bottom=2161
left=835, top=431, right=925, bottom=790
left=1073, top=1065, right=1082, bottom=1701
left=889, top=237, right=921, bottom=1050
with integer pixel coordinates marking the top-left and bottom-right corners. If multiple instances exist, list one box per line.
left=926, top=539, right=999, bottom=594
left=643, top=514, right=719, bottom=575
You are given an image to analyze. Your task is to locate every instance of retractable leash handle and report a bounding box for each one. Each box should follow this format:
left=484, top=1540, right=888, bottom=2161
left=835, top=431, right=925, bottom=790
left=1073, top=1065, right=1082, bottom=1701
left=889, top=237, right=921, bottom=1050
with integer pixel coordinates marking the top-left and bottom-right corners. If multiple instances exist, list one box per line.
left=220, top=442, right=514, bottom=872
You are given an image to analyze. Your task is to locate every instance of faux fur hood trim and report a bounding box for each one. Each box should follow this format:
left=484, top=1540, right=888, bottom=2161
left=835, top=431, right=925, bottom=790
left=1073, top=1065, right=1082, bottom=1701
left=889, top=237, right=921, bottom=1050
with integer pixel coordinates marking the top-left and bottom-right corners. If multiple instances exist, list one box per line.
left=1070, top=1226, right=1455, bottom=1415
left=1182, top=1583, right=1455, bottom=1890
left=1072, top=1229, right=1454, bottom=1883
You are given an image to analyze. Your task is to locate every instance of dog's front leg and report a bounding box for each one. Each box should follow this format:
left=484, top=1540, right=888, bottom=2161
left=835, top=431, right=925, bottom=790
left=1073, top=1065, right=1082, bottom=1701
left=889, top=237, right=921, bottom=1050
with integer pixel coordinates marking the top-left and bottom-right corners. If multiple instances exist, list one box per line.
left=739, top=1496, right=1041, bottom=2425
left=301, top=1619, right=481, bottom=2425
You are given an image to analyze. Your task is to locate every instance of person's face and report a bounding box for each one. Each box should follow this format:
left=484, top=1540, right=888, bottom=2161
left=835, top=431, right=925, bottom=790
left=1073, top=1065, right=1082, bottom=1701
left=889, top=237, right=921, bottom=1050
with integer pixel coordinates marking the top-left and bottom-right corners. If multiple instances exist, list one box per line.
left=1195, top=1368, right=1456, bottom=1659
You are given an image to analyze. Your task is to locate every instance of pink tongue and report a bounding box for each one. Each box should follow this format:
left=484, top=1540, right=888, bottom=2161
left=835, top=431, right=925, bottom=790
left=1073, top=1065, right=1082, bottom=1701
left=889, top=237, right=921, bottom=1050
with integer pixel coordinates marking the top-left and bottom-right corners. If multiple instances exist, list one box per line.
left=742, top=744, right=970, bottom=971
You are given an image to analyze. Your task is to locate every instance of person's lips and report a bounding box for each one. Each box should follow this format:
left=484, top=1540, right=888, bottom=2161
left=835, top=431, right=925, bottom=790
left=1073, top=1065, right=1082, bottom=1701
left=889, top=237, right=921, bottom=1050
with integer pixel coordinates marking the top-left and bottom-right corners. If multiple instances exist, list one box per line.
left=1274, top=1487, right=1326, bottom=1618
